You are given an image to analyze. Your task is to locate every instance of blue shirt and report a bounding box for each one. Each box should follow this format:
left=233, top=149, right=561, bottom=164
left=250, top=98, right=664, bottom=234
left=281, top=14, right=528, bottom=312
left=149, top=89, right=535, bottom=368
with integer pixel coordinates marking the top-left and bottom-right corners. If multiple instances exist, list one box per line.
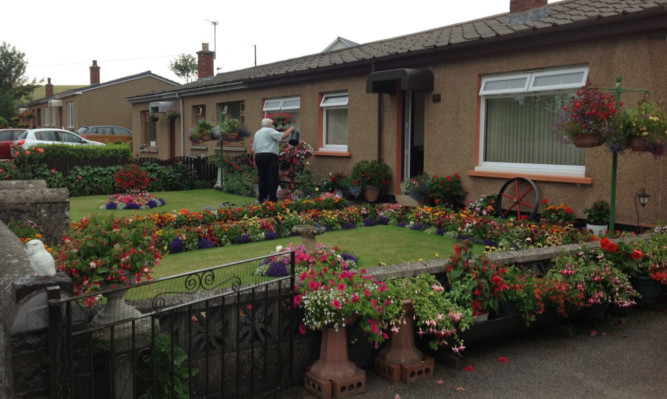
left=252, top=127, right=284, bottom=155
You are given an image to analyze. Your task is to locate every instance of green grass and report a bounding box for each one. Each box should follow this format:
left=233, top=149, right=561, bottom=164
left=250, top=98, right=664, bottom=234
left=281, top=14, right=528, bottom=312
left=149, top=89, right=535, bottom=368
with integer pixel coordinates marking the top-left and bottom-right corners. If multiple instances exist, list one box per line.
left=153, top=226, right=459, bottom=278
left=69, top=189, right=256, bottom=222
left=69, top=190, right=474, bottom=279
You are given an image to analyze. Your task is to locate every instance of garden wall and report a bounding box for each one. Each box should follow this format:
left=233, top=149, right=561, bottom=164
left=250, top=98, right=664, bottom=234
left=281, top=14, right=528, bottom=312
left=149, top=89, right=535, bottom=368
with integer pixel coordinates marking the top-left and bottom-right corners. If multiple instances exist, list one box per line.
left=0, top=180, right=70, bottom=246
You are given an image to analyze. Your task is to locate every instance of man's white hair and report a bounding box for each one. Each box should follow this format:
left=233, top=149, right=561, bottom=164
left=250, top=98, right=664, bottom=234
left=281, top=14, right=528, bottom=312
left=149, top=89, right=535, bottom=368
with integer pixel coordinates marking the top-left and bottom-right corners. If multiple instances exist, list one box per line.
left=261, top=118, right=274, bottom=127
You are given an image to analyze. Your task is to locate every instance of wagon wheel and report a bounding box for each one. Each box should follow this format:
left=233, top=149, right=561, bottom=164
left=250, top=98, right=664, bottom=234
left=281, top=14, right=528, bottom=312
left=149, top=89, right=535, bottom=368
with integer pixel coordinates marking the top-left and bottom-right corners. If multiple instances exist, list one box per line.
left=496, top=177, right=540, bottom=221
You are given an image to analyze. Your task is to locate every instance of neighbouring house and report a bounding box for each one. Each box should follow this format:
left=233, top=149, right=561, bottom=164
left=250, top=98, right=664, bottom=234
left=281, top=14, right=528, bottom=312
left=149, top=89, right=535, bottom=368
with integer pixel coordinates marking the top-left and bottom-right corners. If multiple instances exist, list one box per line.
left=127, top=0, right=667, bottom=226
left=19, top=60, right=179, bottom=134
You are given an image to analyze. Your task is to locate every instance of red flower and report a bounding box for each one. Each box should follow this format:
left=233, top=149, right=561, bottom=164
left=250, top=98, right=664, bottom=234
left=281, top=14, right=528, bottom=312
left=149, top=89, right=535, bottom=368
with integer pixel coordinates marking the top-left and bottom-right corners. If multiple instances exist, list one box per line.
left=630, top=249, right=643, bottom=260
left=464, top=365, right=474, bottom=371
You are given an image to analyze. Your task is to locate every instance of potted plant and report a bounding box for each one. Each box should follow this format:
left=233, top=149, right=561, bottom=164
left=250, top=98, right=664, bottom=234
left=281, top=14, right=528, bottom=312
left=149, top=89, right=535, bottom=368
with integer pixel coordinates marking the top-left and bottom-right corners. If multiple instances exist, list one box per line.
left=321, top=171, right=347, bottom=196
left=616, top=102, right=667, bottom=156
left=500, top=266, right=542, bottom=325
left=265, top=112, right=297, bottom=129
left=425, top=173, right=465, bottom=208
left=444, top=240, right=511, bottom=320
left=189, top=118, right=215, bottom=143
left=540, top=199, right=577, bottom=224
left=553, top=81, right=617, bottom=148
left=400, top=174, right=432, bottom=206
left=583, top=200, right=610, bottom=236
left=349, top=160, right=392, bottom=202
left=548, top=249, right=638, bottom=320
left=597, top=234, right=667, bottom=304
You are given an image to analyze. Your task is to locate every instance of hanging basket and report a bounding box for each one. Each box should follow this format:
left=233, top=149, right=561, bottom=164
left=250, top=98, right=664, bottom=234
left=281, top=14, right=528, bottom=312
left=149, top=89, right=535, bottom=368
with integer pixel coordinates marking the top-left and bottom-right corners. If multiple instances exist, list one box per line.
left=571, top=134, right=603, bottom=148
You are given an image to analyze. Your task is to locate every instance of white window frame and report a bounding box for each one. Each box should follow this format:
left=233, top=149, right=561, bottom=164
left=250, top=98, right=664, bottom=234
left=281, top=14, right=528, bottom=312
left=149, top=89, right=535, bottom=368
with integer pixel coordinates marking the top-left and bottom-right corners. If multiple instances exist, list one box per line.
left=476, top=66, right=589, bottom=177
left=263, top=97, right=300, bottom=112
left=66, top=102, right=74, bottom=128
left=320, top=92, right=349, bottom=152
left=44, top=106, right=50, bottom=126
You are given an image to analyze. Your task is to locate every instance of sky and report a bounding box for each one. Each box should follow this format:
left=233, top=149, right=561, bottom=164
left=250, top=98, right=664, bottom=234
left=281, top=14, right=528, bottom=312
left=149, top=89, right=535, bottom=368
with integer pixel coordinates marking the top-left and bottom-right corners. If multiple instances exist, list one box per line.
left=4, top=0, right=558, bottom=86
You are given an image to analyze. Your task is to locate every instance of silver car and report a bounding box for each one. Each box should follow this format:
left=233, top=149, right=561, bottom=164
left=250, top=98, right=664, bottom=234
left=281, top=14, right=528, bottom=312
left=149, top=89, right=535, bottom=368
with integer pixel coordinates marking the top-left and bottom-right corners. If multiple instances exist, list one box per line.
left=13, top=128, right=105, bottom=152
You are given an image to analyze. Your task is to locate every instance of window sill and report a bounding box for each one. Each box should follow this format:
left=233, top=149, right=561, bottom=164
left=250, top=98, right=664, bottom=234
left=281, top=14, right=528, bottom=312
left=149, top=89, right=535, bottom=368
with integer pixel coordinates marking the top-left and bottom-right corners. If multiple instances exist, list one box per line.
left=467, top=169, right=593, bottom=184
left=215, top=145, right=246, bottom=152
left=314, top=150, right=351, bottom=157
left=139, top=147, right=158, bottom=154
left=190, top=145, right=208, bottom=151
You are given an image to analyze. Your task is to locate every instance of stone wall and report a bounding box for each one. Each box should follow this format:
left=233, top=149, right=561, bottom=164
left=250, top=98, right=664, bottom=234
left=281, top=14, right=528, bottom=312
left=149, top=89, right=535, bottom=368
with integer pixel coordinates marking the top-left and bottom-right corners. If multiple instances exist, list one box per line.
left=0, top=180, right=70, bottom=246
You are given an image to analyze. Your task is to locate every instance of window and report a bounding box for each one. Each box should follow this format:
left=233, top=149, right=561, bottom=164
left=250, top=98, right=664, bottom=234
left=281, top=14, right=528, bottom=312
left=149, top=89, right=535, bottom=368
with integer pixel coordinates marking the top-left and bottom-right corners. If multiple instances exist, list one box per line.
left=319, top=93, right=348, bottom=151
left=263, top=97, right=300, bottom=131
left=477, top=66, right=589, bottom=177
left=66, top=102, right=74, bottom=128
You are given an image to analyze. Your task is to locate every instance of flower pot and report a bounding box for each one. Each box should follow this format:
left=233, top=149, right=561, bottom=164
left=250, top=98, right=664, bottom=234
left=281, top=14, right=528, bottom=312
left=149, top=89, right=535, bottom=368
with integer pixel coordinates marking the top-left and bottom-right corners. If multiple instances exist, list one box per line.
left=308, top=324, right=358, bottom=381
left=571, top=135, right=603, bottom=148
left=630, top=137, right=652, bottom=152
left=631, top=275, right=661, bottom=305
left=578, top=302, right=609, bottom=323
left=586, top=223, right=608, bottom=236
left=377, top=301, right=423, bottom=365
left=90, top=285, right=143, bottom=327
left=363, top=186, right=380, bottom=202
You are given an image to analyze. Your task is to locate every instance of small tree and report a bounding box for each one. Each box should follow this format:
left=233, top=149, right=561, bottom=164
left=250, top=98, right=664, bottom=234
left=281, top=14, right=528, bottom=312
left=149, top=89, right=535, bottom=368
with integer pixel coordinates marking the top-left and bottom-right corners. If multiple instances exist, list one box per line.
left=0, top=42, right=40, bottom=121
left=169, top=54, right=198, bottom=83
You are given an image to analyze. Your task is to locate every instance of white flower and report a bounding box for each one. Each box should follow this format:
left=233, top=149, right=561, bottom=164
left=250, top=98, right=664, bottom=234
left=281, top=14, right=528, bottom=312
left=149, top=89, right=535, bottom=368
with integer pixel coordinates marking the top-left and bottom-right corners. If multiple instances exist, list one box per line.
left=276, top=245, right=284, bottom=252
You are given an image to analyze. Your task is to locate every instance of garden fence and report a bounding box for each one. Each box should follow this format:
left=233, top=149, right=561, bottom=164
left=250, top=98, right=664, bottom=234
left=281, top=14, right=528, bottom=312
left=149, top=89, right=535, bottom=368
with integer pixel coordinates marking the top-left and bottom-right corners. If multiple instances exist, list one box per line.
left=45, top=251, right=297, bottom=399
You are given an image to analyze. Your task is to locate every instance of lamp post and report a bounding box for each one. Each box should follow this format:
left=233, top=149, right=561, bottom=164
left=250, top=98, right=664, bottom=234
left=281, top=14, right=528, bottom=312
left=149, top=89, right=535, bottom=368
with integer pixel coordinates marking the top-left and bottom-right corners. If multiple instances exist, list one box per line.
left=635, top=188, right=650, bottom=233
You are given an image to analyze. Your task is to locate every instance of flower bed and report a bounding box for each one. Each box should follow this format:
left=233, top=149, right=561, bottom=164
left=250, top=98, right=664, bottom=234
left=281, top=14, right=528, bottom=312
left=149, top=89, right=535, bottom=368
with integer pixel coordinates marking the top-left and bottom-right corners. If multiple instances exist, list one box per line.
left=102, top=192, right=166, bottom=210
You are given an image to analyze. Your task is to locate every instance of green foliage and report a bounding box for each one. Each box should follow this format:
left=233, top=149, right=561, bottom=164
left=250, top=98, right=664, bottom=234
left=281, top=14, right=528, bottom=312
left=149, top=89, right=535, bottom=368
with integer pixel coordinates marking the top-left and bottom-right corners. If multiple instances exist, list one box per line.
left=349, top=160, right=391, bottom=190
left=223, top=170, right=257, bottom=196
left=169, top=53, right=198, bottom=83
left=0, top=42, right=40, bottom=120
left=137, top=333, right=197, bottom=399
left=583, top=200, right=610, bottom=224
left=65, top=165, right=118, bottom=196
left=7, top=220, right=40, bottom=240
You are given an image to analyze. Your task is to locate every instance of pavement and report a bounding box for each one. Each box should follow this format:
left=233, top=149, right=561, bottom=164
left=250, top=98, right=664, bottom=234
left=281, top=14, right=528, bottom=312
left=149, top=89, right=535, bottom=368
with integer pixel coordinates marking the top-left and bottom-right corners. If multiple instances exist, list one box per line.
left=278, top=299, right=667, bottom=399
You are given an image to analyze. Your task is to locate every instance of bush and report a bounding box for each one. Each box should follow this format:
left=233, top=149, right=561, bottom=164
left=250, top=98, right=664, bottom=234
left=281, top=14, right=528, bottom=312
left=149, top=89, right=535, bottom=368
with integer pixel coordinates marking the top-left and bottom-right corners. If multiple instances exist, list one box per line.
left=114, top=164, right=151, bottom=192
left=65, top=165, right=118, bottom=196
left=223, top=171, right=257, bottom=196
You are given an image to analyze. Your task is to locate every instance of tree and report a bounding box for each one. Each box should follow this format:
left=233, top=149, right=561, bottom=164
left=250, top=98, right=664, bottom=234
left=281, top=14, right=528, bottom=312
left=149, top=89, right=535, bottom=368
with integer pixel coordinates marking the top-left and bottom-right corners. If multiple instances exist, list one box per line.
left=0, top=42, right=39, bottom=121
left=169, top=54, right=198, bottom=83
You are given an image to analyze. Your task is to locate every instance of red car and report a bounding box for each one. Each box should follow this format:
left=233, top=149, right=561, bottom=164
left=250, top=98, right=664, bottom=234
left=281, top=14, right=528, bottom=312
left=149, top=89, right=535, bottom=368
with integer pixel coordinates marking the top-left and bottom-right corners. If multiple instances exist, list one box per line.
left=0, top=129, right=25, bottom=160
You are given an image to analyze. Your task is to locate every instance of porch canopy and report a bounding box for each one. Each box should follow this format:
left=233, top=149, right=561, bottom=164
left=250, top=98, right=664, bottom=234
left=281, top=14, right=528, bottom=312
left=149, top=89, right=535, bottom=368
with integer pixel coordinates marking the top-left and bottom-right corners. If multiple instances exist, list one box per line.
left=366, top=68, right=433, bottom=93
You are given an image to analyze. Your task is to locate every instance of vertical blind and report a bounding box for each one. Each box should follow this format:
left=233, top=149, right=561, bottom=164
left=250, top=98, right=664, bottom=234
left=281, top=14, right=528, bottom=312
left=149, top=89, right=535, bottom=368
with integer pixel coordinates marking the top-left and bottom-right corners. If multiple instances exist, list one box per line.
left=484, top=93, right=584, bottom=166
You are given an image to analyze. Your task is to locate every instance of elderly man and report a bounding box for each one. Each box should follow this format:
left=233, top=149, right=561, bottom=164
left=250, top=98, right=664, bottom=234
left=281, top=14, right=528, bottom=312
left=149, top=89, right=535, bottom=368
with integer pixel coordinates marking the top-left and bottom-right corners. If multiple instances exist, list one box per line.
left=252, top=118, right=295, bottom=203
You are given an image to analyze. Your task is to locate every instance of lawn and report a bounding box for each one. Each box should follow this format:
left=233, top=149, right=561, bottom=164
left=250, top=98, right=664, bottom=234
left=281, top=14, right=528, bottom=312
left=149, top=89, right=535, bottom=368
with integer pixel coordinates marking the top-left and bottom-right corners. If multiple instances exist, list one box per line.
left=69, top=189, right=256, bottom=222
left=69, top=189, right=468, bottom=277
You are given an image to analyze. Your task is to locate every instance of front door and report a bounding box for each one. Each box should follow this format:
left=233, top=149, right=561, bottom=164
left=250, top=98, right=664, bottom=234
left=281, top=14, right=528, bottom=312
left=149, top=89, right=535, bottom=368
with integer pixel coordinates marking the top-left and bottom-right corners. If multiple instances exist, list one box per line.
left=403, top=90, right=425, bottom=180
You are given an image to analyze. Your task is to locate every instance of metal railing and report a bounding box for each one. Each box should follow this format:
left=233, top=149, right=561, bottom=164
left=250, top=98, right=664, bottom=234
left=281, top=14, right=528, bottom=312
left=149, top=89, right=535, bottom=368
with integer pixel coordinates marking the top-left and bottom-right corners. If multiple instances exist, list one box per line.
left=47, top=251, right=296, bottom=399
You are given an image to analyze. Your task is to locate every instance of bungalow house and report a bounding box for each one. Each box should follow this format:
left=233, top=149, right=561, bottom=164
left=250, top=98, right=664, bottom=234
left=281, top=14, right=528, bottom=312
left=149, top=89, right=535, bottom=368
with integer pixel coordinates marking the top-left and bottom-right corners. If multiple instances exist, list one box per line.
left=20, top=60, right=178, bottom=133
left=127, top=0, right=667, bottom=226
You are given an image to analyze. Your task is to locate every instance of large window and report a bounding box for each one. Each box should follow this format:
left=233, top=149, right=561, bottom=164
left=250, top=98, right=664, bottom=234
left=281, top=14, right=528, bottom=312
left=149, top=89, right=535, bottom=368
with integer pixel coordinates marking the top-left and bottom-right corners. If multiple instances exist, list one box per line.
left=477, top=66, right=589, bottom=176
left=319, top=93, right=348, bottom=151
left=263, top=97, right=300, bottom=131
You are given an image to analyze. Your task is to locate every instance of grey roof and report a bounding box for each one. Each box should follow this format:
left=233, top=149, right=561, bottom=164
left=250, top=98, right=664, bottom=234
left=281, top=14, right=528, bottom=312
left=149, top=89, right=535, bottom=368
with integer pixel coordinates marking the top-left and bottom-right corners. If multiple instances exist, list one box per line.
left=22, top=71, right=179, bottom=107
left=129, top=0, right=667, bottom=101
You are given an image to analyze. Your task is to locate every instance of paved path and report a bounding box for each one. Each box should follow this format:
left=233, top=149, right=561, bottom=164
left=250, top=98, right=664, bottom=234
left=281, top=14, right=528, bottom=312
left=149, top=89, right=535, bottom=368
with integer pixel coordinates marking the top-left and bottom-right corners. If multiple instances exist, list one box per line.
left=279, top=302, right=667, bottom=399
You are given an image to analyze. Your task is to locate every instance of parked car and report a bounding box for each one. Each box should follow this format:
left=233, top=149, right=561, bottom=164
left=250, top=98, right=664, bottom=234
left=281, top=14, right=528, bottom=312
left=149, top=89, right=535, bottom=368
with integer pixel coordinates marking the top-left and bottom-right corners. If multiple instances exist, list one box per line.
left=0, top=129, right=26, bottom=160
left=13, top=128, right=105, bottom=153
left=76, top=125, right=132, bottom=145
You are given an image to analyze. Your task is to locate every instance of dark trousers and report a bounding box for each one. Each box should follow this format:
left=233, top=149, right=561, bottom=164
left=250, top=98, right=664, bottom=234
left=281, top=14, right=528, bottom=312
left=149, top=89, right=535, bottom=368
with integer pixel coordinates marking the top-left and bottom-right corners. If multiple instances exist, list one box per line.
left=255, top=152, right=279, bottom=203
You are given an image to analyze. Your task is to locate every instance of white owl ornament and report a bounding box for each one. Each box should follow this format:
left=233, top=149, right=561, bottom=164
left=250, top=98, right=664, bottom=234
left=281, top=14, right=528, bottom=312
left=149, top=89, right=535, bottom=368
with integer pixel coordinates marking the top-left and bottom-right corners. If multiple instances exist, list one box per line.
left=25, top=239, right=56, bottom=277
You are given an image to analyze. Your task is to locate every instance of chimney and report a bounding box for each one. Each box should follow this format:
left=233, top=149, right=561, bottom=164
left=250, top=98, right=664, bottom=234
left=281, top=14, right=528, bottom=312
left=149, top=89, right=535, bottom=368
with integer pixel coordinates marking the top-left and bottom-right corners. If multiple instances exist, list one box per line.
left=197, top=43, right=215, bottom=80
left=45, top=78, right=54, bottom=97
left=510, top=0, right=548, bottom=13
left=90, top=60, right=100, bottom=85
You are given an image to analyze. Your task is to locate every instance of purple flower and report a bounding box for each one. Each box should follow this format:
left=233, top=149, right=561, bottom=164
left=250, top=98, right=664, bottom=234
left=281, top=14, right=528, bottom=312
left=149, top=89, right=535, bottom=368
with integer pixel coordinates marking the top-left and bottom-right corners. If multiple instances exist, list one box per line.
left=342, top=222, right=358, bottom=230
left=364, top=218, right=378, bottom=227
left=236, top=234, right=251, bottom=244
left=147, top=199, right=159, bottom=208
left=125, top=202, right=140, bottom=210
left=265, top=230, right=279, bottom=240
left=198, top=237, right=216, bottom=249
left=170, top=238, right=186, bottom=254
left=267, top=260, right=288, bottom=277
left=377, top=215, right=390, bottom=225
left=341, top=251, right=358, bottom=264
left=105, top=202, right=118, bottom=210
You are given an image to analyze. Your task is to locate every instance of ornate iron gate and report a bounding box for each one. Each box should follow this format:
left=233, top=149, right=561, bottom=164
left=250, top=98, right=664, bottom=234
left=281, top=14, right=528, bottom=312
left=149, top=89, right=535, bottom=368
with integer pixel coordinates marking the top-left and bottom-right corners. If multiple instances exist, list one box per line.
left=47, top=252, right=297, bottom=398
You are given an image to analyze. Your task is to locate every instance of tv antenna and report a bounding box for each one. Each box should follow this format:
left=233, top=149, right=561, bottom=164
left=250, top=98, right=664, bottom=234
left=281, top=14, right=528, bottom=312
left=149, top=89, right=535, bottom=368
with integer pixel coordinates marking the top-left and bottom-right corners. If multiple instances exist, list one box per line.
left=205, top=19, right=218, bottom=59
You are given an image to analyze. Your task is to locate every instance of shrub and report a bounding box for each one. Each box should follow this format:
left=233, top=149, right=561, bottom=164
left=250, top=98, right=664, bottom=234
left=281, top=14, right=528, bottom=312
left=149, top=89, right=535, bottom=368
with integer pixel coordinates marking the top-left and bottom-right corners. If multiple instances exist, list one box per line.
left=223, top=171, right=257, bottom=196
left=114, top=164, right=151, bottom=192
